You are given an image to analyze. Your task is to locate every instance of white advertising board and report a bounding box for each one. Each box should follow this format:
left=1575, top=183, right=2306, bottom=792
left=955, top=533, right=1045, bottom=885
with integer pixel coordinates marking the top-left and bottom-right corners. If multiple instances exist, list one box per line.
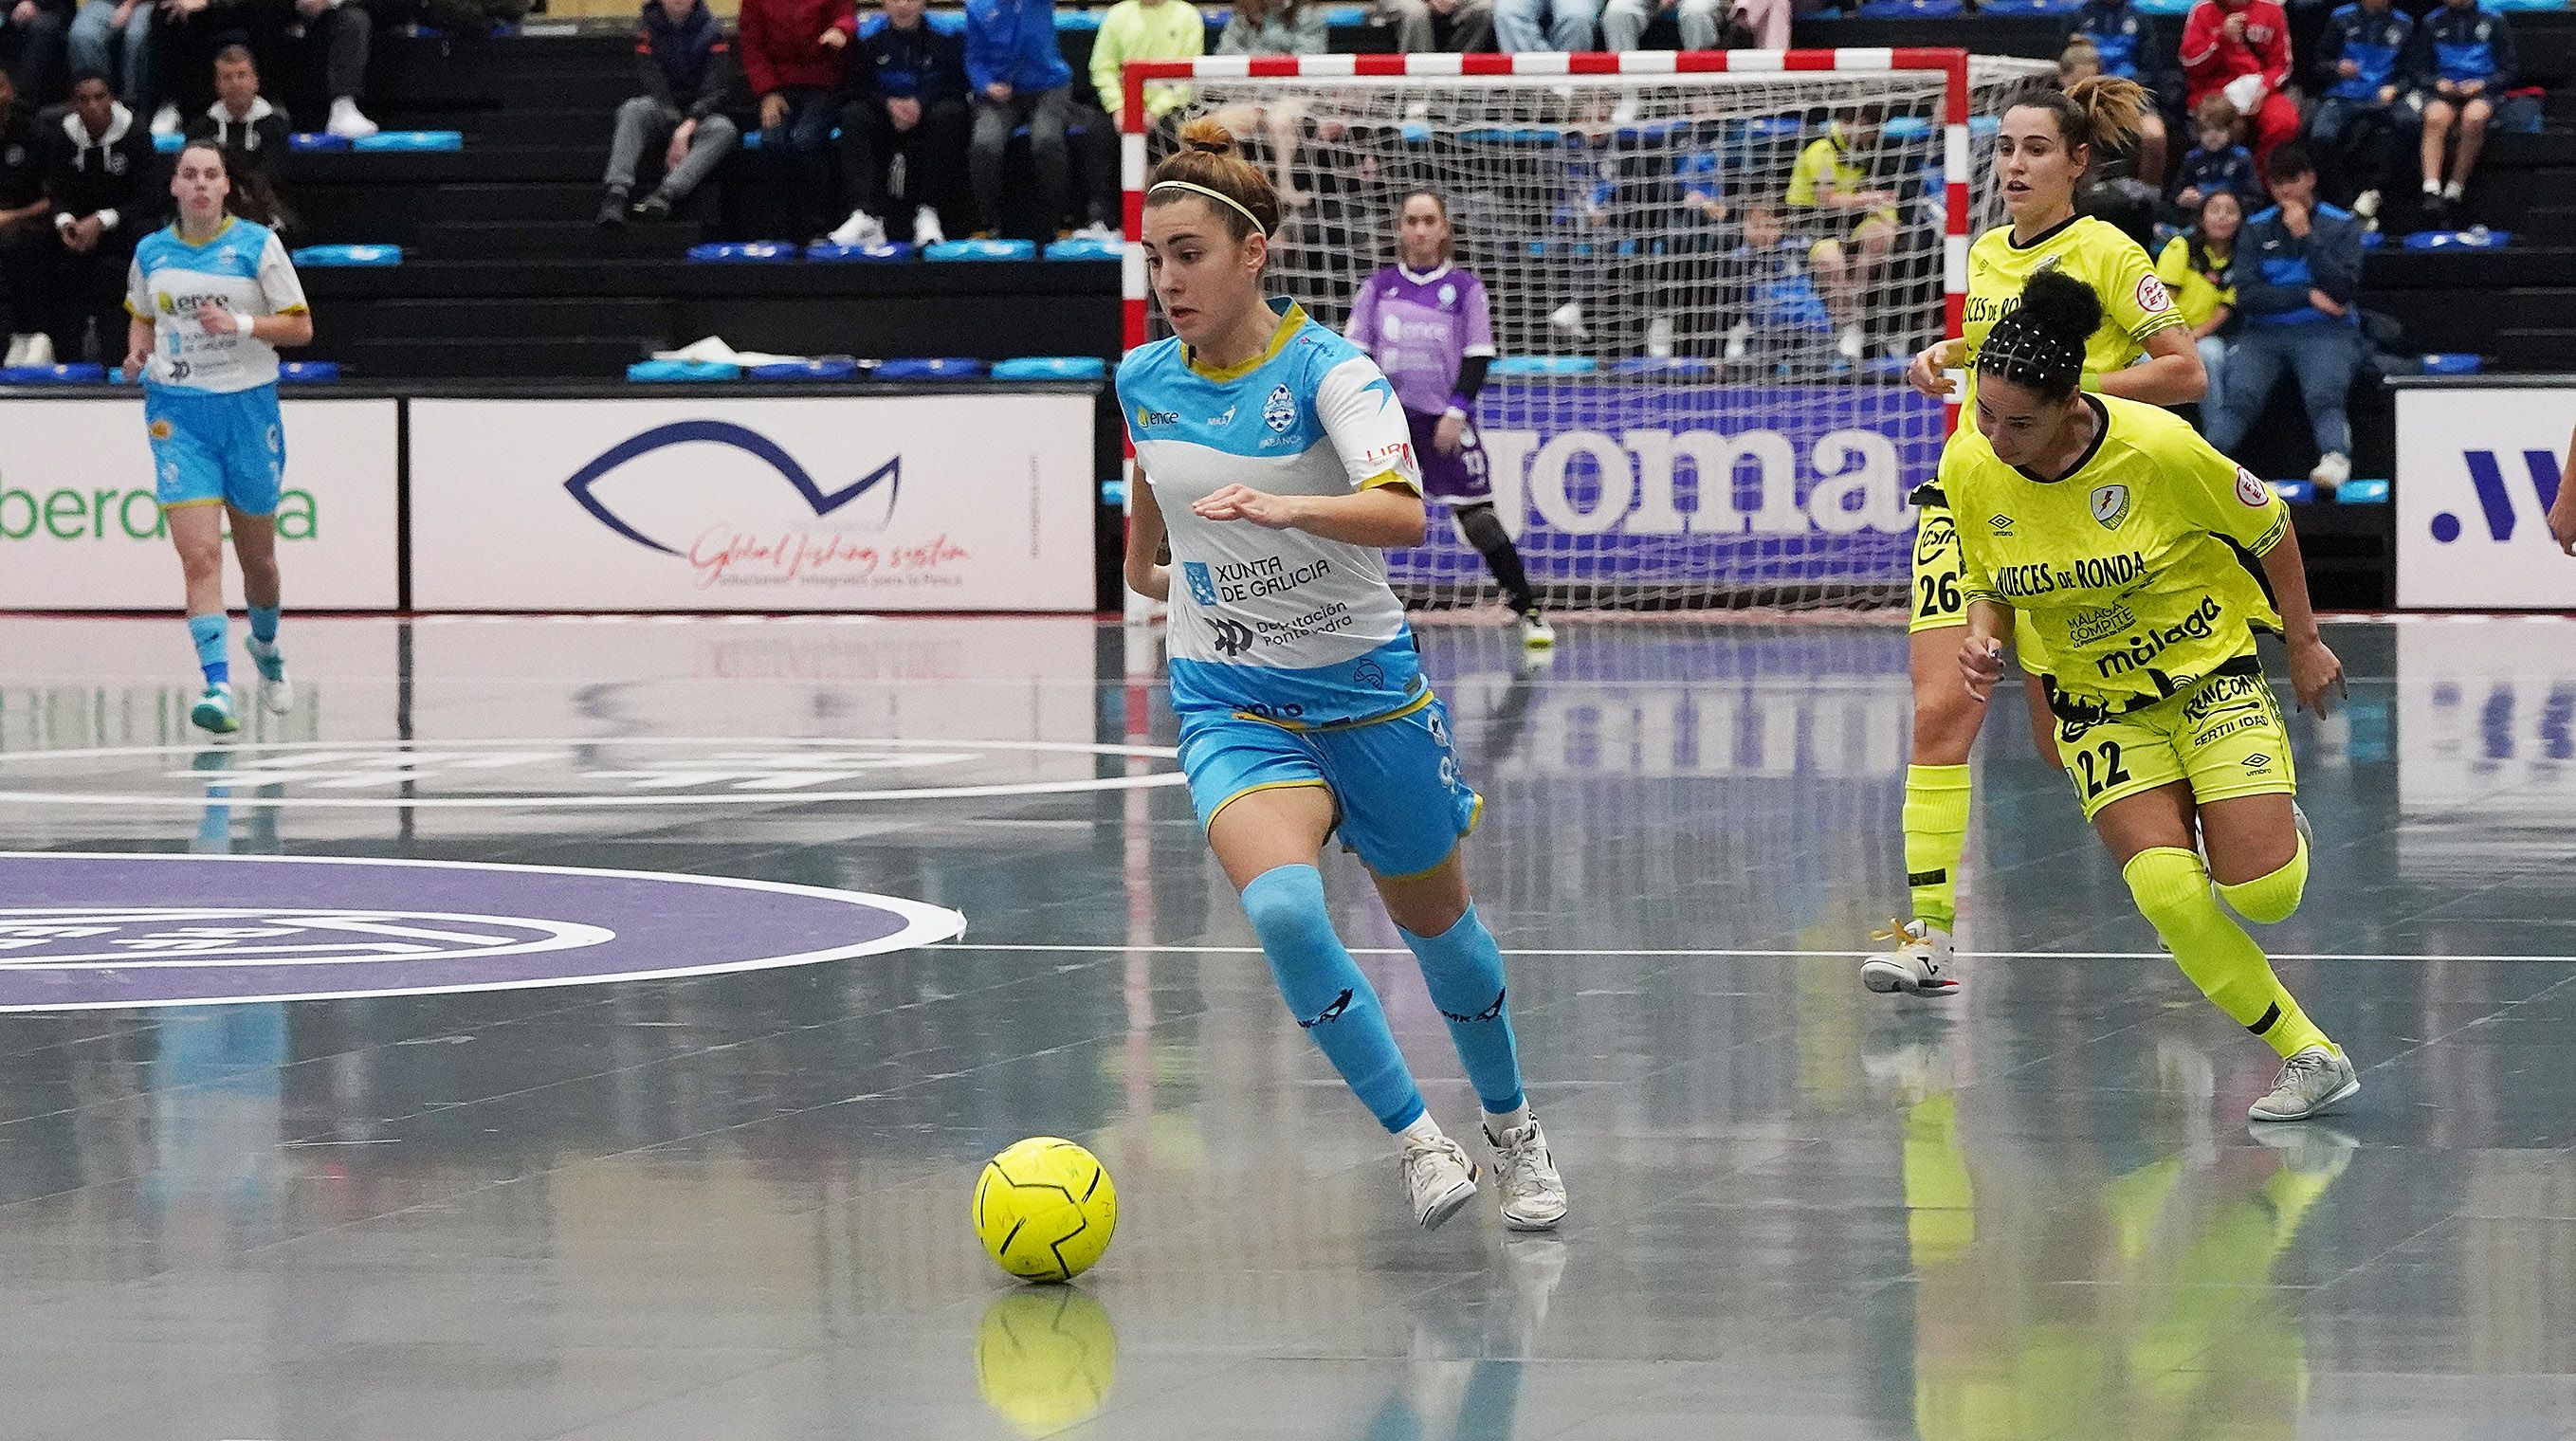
left=2394, top=385, right=2576, bottom=610
left=0, top=397, right=402, bottom=611
left=408, top=395, right=1097, bottom=611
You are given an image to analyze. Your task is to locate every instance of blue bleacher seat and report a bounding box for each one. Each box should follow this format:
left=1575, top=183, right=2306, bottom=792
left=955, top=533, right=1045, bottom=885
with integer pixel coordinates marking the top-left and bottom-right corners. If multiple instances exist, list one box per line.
left=1882, top=117, right=1933, bottom=142
left=2134, top=0, right=2194, bottom=12
left=2420, top=353, right=2484, bottom=374
left=1054, top=8, right=1103, bottom=27
left=748, top=358, right=863, bottom=379
left=628, top=359, right=742, bottom=381
left=2338, top=478, right=2392, bottom=504
left=1491, top=356, right=1599, bottom=376
left=925, top=239, right=1036, bottom=262
left=806, top=241, right=917, bottom=262
left=2268, top=479, right=2317, bottom=503
left=993, top=356, right=1107, bottom=380
left=2360, top=229, right=2386, bottom=249
left=154, top=132, right=184, bottom=155
left=291, top=244, right=404, bottom=265
left=877, top=357, right=986, bottom=379
left=289, top=132, right=353, bottom=153
left=352, top=131, right=463, bottom=152
left=1, top=363, right=106, bottom=384
left=1857, top=0, right=1962, bottom=17
left=2488, top=0, right=2557, bottom=11
left=280, top=361, right=341, bottom=383
left=2402, top=228, right=2512, bottom=250
left=1044, top=236, right=1123, bottom=261
left=1979, top=0, right=2082, bottom=11
left=1100, top=477, right=1127, bottom=507
left=687, top=241, right=798, bottom=263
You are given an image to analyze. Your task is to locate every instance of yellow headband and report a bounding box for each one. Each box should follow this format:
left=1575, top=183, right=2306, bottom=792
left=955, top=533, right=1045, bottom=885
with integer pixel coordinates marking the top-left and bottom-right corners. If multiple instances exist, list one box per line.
left=1147, top=179, right=1268, bottom=233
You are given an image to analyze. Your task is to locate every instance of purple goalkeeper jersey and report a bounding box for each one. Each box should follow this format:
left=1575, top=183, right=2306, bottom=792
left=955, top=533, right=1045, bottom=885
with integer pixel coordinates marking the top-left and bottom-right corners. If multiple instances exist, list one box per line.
left=1344, top=263, right=1496, bottom=417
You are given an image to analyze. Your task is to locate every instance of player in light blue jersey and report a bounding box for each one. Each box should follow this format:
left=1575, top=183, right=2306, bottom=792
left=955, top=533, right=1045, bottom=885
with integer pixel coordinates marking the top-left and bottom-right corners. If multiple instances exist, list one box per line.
left=1122, top=119, right=1566, bottom=1235
left=123, top=139, right=313, bottom=735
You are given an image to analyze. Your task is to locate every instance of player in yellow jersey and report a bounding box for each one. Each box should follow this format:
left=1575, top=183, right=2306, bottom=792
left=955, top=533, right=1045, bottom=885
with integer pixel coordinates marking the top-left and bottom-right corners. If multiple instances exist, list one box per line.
left=1865, top=77, right=2208, bottom=1000
left=1784, top=116, right=1900, bottom=365
left=1948, top=271, right=2354, bottom=1122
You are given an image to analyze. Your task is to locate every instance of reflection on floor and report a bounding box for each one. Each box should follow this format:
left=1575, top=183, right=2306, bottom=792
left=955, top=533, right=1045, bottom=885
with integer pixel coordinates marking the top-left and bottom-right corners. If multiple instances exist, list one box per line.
left=1, top=614, right=2572, bottom=1440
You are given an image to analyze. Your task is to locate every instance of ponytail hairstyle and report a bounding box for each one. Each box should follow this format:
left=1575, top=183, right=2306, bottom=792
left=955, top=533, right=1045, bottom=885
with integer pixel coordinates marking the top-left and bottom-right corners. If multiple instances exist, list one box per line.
left=1976, top=268, right=2101, bottom=403
left=174, top=138, right=296, bottom=233
left=2012, top=74, right=2151, bottom=179
left=1145, top=117, right=1281, bottom=246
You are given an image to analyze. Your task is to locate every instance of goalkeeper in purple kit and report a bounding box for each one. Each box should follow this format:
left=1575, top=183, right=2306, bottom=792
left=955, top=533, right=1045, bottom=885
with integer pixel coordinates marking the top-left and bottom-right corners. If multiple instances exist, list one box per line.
left=1346, top=190, right=1553, bottom=650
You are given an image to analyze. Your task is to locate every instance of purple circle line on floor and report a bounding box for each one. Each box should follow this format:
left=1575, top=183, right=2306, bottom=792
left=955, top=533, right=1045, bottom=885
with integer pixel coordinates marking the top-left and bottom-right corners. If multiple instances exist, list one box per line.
left=0, top=852, right=967, bottom=1012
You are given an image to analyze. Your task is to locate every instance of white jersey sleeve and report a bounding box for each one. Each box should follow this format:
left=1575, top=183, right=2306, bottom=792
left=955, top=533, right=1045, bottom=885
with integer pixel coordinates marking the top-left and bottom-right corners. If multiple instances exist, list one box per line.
left=1312, top=356, right=1420, bottom=494
left=257, top=230, right=308, bottom=316
left=124, top=252, right=150, bottom=324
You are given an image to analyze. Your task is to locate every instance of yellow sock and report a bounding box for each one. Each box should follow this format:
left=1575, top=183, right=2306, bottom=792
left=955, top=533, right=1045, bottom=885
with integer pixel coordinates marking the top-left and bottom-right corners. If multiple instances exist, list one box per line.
left=2216, top=834, right=2310, bottom=924
left=2124, top=847, right=2333, bottom=1061
left=1903, top=763, right=1972, bottom=933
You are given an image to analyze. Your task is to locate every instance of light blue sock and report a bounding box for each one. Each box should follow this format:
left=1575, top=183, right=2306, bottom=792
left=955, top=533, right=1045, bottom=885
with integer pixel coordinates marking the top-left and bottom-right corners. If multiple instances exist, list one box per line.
left=188, top=612, right=228, bottom=687
left=247, top=605, right=279, bottom=645
left=1241, top=864, right=1425, bottom=1134
left=1398, top=905, right=1526, bottom=1116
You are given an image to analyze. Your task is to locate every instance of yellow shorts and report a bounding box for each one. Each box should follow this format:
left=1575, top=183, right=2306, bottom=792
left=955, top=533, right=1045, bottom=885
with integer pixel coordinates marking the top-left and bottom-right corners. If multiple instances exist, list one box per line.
left=2054, top=661, right=2298, bottom=821
left=1908, top=502, right=1967, bottom=633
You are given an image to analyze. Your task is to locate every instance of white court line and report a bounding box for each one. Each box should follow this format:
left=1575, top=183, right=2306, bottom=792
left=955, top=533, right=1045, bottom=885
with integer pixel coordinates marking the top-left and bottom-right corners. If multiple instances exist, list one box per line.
left=932, top=943, right=2576, bottom=963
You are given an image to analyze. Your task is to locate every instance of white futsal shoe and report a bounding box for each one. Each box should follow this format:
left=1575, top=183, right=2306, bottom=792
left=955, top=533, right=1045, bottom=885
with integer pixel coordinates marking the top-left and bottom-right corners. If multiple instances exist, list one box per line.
left=829, top=209, right=887, bottom=249
left=912, top=205, right=945, bottom=246
left=2248, top=1046, right=2359, bottom=1123
left=1518, top=611, right=1556, bottom=650
left=1862, top=919, right=1960, bottom=995
left=1402, top=1132, right=1481, bottom=1231
left=1485, top=1118, right=1567, bottom=1231
left=246, top=637, right=292, bottom=713
left=190, top=683, right=239, bottom=735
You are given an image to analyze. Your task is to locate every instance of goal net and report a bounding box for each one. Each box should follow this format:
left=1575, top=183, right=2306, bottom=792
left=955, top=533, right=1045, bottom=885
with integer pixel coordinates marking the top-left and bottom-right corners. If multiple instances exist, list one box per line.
left=1122, top=50, right=2054, bottom=614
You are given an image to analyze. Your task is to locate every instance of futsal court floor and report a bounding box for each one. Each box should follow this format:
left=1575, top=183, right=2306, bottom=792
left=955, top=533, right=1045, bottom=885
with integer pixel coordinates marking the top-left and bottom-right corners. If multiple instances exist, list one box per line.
left=1, top=611, right=2571, bottom=1440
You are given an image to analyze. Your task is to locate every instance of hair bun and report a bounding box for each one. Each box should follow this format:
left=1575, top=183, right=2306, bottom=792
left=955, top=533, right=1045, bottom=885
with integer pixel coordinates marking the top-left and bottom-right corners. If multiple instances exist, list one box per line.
left=1176, top=115, right=1240, bottom=158
left=2013, top=268, right=2106, bottom=346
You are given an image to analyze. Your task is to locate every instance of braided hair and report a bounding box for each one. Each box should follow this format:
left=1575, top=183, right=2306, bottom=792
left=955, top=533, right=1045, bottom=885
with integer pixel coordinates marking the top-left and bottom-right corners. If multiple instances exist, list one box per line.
left=1976, top=268, right=2101, bottom=402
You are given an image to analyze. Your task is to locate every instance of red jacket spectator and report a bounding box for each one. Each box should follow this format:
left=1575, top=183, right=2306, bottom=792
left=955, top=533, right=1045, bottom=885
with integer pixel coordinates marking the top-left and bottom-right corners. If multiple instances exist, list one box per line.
left=2179, top=0, right=2298, bottom=169
left=739, top=0, right=857, bottom=96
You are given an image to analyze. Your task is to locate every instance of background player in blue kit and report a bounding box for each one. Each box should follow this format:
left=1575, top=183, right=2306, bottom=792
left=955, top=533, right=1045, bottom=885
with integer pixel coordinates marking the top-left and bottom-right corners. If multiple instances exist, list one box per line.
left=123, top=138, right=312, bottom=735
left=1122, top=117, right=1567, bottom=1235
left=1344, top=190, right=1552, bottom=651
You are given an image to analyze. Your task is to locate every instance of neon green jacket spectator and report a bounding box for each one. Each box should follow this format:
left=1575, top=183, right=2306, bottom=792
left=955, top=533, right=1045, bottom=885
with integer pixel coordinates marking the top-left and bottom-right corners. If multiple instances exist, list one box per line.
left=1091, top=0, right=1206, bottom=118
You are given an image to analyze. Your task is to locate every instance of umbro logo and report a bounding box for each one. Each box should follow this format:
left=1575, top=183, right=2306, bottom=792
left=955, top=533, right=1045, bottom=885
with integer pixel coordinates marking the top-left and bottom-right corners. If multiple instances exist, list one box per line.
left=2242, top=753, right=2273, bottom=770
left=1988, top=514, right=2014, bottom=534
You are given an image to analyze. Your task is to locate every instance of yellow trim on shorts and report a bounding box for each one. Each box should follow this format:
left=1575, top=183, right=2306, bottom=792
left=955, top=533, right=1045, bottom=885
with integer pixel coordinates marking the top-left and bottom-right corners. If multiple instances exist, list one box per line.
left=159, top=497, right=228, bottom=511
left=1203, top=777, right=1332, bottom=834
left=1236, top=684, right=1437, bottom=734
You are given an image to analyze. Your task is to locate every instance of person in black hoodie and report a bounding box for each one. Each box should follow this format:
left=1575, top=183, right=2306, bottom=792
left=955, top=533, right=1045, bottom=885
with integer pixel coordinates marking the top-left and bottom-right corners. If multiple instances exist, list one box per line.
left=3, top=0, right=69, bottom=108
left=183, top=45, right=289, bottom=174
left=44, top=69, right=152, bottom=363
left=598, top=0, right=739, bottom=224
left=1, top=65, right=54, bottom=364
left=825, top=0, right=963, bottom=249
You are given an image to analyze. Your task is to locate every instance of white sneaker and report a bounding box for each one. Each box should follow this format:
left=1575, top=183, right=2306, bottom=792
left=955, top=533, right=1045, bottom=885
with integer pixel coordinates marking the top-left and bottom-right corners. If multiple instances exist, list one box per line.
left=3, top=334, right=27, bottom=367
left=19, top=332, right=52, bottom=367
left=151, top=102, right=181, bottom=137
left=246, top=637, right=291, bottom=714
left=1547, top=301, right=1590, bottom=341
left=1836, top=325, right=1864, bottom=363
left=2352, top=188, right=2381, bottom=219
left=1644, top=314, right=1674, bottom=359
left=1610, top=95, right=1639, bottom=126
left=828, top=209, right=887, bottom=248
left=1723, top=319, right=1751, bottom=362
left=1861, top=919, right=1959, bottom=995
left=1519, top=611, right=1556, bottom=650
left=1400, top=1132, right=1481, bottom=1231
left=2309, top=451, right=2351, bottom=487
left=190, top=683, right=239, bottom=736
left=912, top=204, right=945, bottom=246
left=1071, top=220, right=1120, bottom=243
left=327, top=97, right=381, bottom=139
left=2441, top=179, right=2464, bottom=204
left=1485, top=1118, right=1567, bottom=1231
left=2248, top=1045, right=2359, bottom=1122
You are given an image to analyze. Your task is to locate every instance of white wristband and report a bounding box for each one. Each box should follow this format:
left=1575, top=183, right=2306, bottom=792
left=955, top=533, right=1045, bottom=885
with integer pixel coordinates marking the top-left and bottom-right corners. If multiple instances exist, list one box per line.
left=224, top=308, right=254, bottom=335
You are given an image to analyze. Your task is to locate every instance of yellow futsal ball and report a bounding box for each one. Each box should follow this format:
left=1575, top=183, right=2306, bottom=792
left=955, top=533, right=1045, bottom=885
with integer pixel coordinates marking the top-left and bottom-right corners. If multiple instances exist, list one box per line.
left=974, top=1137, right=1117, bottom=1283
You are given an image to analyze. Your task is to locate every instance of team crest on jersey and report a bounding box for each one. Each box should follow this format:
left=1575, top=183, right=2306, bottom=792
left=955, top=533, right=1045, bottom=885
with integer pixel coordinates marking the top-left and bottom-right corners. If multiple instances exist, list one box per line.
left=2135, top=274, right=2174, bottom=315
left=2091, top=483, right=2131, bottom=529
left=1437, top=283, right=1456, bottom=307
left=2234, top=467, right=2271, bottom=508
left=1263, top=383, right=1296, bottom=433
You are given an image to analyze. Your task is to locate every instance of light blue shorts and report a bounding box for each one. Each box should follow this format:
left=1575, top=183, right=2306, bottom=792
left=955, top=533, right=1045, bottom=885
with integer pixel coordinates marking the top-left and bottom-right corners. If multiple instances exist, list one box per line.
left=147, top=383, right=285, bottom=515
left=1177, top=693, right=1482, bottom=880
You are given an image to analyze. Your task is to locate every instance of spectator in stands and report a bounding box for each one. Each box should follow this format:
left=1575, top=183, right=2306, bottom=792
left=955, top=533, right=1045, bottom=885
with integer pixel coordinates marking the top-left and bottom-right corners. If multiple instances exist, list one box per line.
left=66, top=0, right=149, bottom=117
left=2311, top=0, right=2410, bottom=223
left=830, top=0, right=966, bottom=247
left=1377, top=0, right=1492, bottom=51
left=965, top=0, right=1112, bottom=239
left=2170, top=92, right=2257, bottom=215
left=1087, top=0, right=1198, bottom=128
left=1492, top=0, right=1592, bottom=54
left=185, top=44, right=285, bottom=173
left=2179, top=0, right=2295, bottom=173
left=154, top=0, right=377, bottom=139
left=0, top=64, right=51, bottom=365
left=2410, top=0, right=2513, bottom=225
left=1722, top=201, right=1838, bottom=373
left=741, top=0, right=852, bottom=241
left=1218, top=0, right=1321, bottom=53
left=598, top=0, right=736, bottom=227
left=2206, top=144, right=2363, bottom=487
left=276, top=0, right=379, bottom=138
left=1731, top=0, right=1784, bottom=50
left=1785, top=114, right=1897, bottom=364
left=1601, top=0, right=1726, bottom=56
left=2155, top=183, right=2239, bottom=403
left=3, top=0, right=66, bottom=106
left=42, top=70, right=152, bottom=363
left=2059, top=37, right=2099, bottom=86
